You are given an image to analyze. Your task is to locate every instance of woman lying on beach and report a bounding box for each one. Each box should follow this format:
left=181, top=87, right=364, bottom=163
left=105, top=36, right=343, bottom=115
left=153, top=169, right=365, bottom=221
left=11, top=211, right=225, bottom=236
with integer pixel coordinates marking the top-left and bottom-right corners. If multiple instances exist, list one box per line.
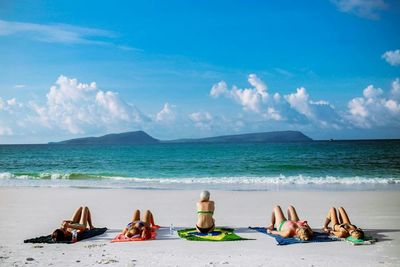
left=266, top=205, right=313, bottom=240
left=51, top=206, right=94, bottom=242
left=196, top=190, right=215, bottom=234
left=122, top=210, right=156, bottom=240
left=323, top=207, right=364, bottom=239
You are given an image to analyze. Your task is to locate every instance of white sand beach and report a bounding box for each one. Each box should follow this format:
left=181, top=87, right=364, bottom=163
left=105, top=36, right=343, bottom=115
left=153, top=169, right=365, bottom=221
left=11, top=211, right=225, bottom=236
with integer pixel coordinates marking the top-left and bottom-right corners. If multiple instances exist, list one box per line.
left=0, top=187, right=399, bottom=266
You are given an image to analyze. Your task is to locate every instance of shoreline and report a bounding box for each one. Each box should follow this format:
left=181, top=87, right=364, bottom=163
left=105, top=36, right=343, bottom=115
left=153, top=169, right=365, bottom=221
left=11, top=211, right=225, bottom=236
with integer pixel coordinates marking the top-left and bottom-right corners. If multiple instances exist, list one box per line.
left=1, top=187, right=399, bottom=266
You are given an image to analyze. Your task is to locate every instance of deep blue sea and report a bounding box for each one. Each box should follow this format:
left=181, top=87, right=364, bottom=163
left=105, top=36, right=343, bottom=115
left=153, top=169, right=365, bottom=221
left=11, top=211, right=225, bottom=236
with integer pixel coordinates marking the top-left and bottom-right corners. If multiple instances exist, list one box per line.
left=1, top=141, right=399, bottom=190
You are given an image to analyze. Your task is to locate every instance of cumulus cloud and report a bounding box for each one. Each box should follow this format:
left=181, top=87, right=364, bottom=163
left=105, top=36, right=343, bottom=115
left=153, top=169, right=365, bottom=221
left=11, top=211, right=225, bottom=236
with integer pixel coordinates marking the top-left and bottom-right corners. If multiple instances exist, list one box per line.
left=156, top=103, right=176, bottom=122
left=210, top=74, right=340, bottom=127
left=346, top=81, right=400, bottom=128
left=211, top=74, right=271, bottom=113
left=33, top=75, right=146, bottom=134
left=382, top=49, right=400, bottom=66
left=189, top=111, right=213, bottom=130
left=210, top=81, right=228, bottom=98
left=330, top=0, right=387, bottom=19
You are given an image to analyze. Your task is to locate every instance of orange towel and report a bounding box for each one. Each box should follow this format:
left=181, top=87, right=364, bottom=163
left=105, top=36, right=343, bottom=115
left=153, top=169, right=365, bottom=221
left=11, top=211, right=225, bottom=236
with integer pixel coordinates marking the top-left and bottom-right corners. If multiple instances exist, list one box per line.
left=111, top=225, right=160, bottom=242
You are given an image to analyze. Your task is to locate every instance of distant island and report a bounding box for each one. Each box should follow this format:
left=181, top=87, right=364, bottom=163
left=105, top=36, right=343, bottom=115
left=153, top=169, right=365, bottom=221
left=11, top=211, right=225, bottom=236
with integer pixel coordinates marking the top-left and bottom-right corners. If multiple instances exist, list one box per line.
left=49, top=130, right=313, bottom=145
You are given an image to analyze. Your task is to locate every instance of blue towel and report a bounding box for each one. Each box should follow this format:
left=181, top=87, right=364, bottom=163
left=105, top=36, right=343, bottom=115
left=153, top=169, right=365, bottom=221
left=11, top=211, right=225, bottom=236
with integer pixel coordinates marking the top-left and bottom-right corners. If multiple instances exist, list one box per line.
left=249, top=227, right=339, bottom=246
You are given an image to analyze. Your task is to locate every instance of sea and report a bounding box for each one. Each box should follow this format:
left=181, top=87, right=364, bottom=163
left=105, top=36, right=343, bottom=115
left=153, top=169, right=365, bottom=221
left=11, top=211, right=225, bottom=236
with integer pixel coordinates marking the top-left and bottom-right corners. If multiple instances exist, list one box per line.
left=1, top=140, right=399, bottom=191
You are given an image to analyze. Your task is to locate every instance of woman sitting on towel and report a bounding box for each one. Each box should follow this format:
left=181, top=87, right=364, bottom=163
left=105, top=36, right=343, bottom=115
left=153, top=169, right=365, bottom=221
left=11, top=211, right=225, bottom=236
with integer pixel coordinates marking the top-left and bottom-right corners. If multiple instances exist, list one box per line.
left=51, top=206, right=94, bottom=241
left=267, top=205, right=313, bottom=241
left=123, top=210, right=156, bottom=240
left=323, top=207, right=364, bottom=239
left=196, top=190, right=215, bottom=234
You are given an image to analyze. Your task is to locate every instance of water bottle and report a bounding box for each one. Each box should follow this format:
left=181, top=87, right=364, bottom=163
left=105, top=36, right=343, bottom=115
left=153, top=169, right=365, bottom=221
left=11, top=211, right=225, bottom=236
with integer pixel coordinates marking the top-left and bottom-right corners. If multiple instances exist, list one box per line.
left=71, top=229, right=78, bottom=243
left=169, top=224, right=174, bottom=236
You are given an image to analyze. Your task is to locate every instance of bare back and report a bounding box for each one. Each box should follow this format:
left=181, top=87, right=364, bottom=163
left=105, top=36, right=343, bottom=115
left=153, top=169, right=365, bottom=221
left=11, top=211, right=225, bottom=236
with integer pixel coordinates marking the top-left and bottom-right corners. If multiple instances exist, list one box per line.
left=196, top=201, right=215, bottom=228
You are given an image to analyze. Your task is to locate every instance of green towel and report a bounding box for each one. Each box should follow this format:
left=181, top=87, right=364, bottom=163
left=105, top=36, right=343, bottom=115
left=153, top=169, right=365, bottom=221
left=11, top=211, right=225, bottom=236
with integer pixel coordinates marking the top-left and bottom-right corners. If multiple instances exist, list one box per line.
left=177, top=228, right=249, bottom=241
left=345, top=235, right=376, bottom=245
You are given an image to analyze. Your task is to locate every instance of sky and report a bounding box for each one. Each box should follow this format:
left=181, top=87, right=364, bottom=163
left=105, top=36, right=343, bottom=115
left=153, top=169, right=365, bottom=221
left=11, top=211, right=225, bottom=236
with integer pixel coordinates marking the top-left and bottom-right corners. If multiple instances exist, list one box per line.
left=0, top=0, right=399, bottom=143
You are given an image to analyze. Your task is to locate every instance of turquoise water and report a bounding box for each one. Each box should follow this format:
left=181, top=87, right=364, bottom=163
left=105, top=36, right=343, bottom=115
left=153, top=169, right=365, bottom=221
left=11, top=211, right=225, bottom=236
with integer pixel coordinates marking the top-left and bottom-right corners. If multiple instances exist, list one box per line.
left=1, top=141, right=399, bottom=190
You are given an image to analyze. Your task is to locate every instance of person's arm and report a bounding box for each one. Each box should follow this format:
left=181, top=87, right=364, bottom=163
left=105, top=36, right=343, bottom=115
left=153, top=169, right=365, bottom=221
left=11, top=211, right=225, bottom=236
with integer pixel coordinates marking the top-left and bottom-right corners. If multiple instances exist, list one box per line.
left=65, top=222, right=87, bottom=231
left=330, top=230, right=346, bottom=238
left=268, top=229, right=292, bottom=238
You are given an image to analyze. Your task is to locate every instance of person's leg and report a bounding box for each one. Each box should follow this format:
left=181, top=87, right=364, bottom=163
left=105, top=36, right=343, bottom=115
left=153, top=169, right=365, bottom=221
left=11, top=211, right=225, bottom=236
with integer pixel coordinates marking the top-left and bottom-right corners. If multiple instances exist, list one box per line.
left=287, top=205, right=300, bottom=221
left=79, top=207, right=89, bottom=227
left=131, top=210, right=140, bottom=222
left=323, top=207, right=338, bottom=231
left=70, top=207, right=83, bottom=223
left=142, top=210, right=155, bottom=227
left=272, top=205, right=286, bottom=229
left=338, top=207, right=351, bottom=224
left=86, top=207, right=94, bottom=229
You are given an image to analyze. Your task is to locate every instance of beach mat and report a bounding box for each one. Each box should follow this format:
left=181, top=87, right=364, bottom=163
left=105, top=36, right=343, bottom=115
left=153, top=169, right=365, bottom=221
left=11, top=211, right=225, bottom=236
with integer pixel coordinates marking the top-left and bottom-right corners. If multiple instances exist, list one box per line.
left=178, top=227, right=249, bottom=241
left=24, top=227, right=107, bottom=244
left=111, top=225, right=160, bottom=243
left=249, top=227, right=339, bottom=246
left=344, top=235, right=376, bottom=246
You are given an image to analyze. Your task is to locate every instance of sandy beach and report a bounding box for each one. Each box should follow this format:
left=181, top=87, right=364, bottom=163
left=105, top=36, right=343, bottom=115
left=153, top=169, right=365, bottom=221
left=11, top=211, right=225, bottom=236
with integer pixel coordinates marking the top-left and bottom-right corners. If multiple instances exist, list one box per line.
left=0, top=187, right=399, bottom=266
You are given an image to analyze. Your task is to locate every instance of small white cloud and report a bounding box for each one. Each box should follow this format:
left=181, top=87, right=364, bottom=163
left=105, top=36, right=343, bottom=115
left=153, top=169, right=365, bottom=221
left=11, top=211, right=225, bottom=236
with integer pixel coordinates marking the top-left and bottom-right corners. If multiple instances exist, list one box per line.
left=264, top=107, right=283, bottom=121
left=156, top=103, right=176, bottom=122
left=331, top=0, right=387, bottom=20
left=210, top=81, right=228, bottom=98
left=210, top=74, right=269, bottom=112
left=14, top=84, right=26, bottom=89
left=346, top=79, right=400, bottom=128
left=284, top=87, right=313, bottom=118
left=189, top=111, right=213, bottom=130
left=382, top=50, right=400, bottom=66
left=391, top=78, right=400, bottom=98
left=0, top=125, right=13, bottom=136
left=363, top=85, right=383, bottom=99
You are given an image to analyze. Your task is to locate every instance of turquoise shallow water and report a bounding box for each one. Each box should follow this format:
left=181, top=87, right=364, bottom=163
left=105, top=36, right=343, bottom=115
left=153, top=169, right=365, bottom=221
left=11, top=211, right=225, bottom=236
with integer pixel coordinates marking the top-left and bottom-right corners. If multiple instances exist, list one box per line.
left=0, top=141, right=399, bottom=190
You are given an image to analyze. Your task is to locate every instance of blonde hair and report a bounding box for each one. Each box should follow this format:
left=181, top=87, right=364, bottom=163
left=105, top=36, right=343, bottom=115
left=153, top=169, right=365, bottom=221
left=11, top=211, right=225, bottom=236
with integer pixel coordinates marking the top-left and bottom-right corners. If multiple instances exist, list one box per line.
left=200, top=190, right=210, bottom=201
left=351, top=229, right=364, bottom=240
left=297, top=227, right=313, bottom=241
left=126, top=227, right=140, bottom=238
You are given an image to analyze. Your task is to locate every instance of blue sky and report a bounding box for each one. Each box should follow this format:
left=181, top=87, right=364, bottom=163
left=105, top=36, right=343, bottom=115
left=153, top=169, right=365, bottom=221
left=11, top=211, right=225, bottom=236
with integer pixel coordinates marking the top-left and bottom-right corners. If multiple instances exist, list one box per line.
left=0, top=0, right=399, bottom=143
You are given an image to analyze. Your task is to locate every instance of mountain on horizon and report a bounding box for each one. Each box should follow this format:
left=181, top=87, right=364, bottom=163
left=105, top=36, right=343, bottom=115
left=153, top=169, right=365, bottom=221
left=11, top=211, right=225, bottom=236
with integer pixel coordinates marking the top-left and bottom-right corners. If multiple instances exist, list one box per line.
left=49, top=130, right=313, bottom=145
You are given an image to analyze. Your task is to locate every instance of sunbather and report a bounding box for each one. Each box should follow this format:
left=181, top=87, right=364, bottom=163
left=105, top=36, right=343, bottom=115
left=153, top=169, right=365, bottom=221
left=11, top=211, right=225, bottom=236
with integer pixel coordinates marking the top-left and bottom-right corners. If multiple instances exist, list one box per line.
left=323, top=207, right=364, bottom=239
left=196, top=190, right=215, bottom=234
left=266, top=205, right=313, bottom=240
left=51, top=206, right=94, bottom=241
left=123, top=210, right=156, bottom=240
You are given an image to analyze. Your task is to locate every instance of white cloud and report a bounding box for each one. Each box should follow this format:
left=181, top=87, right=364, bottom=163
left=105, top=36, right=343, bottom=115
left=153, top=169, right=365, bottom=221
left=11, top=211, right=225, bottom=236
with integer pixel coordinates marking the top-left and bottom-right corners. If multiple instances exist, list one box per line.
left=156, top=103, right=176, bottom=122
left=391, top=78, right=400, bottom=98
left=0, top=19, right=134, bottom=49
left=30, top=75, right=145, bottom=134
left=264, top=107, right=282, bottom=121
left=346, top=79, right=400, bottom=128
left=210, top=81, right=228, bottom=98
left=363, top=85, right=383, bottom=98
left=382, top=50, right=400, bottom=66
left=0, top=125, right=13, bottom=136
left=189, top=111, right=213, bottom=130
left=284, top=87, right=313, bottom=118
left=330, top=0, right=387, bottom=19
left=14, top=84, right=26, bottom=89
left=211, top=74, right=269, bottom=112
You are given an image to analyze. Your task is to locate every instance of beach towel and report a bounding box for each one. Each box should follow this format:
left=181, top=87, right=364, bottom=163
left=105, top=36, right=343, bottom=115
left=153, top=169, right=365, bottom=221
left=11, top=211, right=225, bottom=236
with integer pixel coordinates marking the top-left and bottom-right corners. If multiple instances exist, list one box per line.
left=24, top=227, right=108, bottom=244
left=344, top=235, right=376, bottom=246
left=178, top=227, right=248, bottom=241
left=111, top=225, right=160, bottom=243
left=249, top=227, right=339, bottom=246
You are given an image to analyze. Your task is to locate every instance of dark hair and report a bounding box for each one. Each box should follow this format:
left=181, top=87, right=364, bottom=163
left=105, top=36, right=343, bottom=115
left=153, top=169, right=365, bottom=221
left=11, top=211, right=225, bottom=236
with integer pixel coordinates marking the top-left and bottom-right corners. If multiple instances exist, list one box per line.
left=351, top=229, right=364, bottom=240
left=52, top=229, right=66, bottom=241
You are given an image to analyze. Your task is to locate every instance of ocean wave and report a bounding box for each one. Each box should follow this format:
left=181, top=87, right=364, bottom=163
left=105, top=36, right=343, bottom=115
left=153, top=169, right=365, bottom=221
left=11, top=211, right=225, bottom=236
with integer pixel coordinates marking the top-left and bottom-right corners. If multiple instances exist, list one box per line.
left=0, top=172, right=399, bottom=185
